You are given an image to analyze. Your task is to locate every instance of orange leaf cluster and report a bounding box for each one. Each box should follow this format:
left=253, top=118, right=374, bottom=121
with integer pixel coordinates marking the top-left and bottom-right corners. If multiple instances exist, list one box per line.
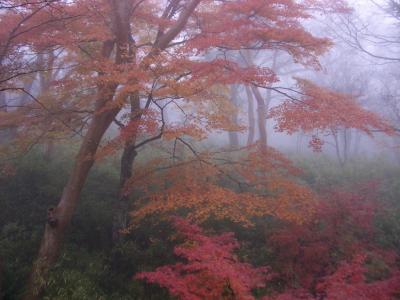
left=129, top=146, right=316, bottom=227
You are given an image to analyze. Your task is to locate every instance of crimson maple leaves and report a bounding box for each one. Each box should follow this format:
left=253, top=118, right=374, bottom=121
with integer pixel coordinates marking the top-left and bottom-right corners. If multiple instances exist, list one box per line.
left=137, top=218, right=270, bottom=300
left=137, top=184, right=400, bottom=300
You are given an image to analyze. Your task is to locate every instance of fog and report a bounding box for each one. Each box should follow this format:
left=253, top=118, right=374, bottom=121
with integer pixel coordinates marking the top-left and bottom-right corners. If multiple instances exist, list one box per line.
left=194, top=0, right=400, bottom=165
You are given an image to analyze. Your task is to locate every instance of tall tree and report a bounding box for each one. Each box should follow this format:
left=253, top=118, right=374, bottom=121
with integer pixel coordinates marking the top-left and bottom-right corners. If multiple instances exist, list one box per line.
left=24, top=2, right=137, bottom=298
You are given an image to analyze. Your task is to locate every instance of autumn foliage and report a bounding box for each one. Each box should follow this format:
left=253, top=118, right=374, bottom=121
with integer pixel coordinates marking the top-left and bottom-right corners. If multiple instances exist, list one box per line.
left=136, top=217, right=270, bottom=300
left=136, top=183, right=400, bottom=300
left=264, top=182, right=400, bottom=299
left=269, top=79, right=395, bottom=151
left=128, top=146, right=317, bottom=227
left=1, top=0, right=399, bottom=299
left=314, top=254, right=400, bottom=300
left=264, top=254, right=400, bottom=300
left=268, top=182, right=380, bottom=283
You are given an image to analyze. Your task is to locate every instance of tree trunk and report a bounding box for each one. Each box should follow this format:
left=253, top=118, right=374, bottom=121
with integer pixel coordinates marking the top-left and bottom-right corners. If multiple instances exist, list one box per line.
left=353, top=130, right=362, bottom=157
left=296, top=132, right=304, bottom=155
left=24, top=102, right=120, bottom=300
left=112, top=146, right=138, bottom=243
left=0, top=92, right=9, bottom=144
left=38, top=51, right=57, bottom=162
left=245, top=86, right=255, bottom=146
left=111, top=0, right=202, bottom=243
left=332, top=130, right=345, bottom=167
left=228, top=84, right=240, bottom=148
left=24, top=0, right=202, bottom=296
left=251, top=86, right=267, bottom=148
left=24, top=0, right=132, bottom=293
left=342, top=129, right=350, bottom=165
left=243, top=50, right=277, bottom=149
left=0, top=90, right=6, bottom=113
left=112, top=93, right=141, bottom=243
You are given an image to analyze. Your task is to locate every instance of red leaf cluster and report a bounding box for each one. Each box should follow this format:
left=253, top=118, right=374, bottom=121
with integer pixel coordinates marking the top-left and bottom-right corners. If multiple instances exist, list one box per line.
left=269, top=79, right=394, bottom=151
left=314, top=254, right=400, bottom=300
left=266, top=182, right=400, bottom=299
left=136, top=218, right=270, bottom=300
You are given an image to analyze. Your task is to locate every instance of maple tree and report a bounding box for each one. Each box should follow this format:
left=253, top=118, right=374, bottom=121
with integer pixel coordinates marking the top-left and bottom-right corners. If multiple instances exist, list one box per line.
left=0, top=0, right=395, bottom=298
left=266, top=254, right=400, bottom=300
left=309, top=52, right=373, bottom=165
left=136, top=217, right=270, bottom=300
left=241, top=49, right=283, bottom=147
left=314, top=254, right=400, bottom=300
left=136, top=183, right=400, bottom=300
left=268, top=182, right=380, bottom=287
left=128, top=146, right=316, bottom=227
left=269, top=78, right=395, bottom=152
left=260, top=181, right=400, bottom=299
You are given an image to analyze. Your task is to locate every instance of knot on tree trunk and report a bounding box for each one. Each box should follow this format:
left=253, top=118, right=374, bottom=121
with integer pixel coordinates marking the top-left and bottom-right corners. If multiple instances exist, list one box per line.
left=46, top=207, right=58, bottom=228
